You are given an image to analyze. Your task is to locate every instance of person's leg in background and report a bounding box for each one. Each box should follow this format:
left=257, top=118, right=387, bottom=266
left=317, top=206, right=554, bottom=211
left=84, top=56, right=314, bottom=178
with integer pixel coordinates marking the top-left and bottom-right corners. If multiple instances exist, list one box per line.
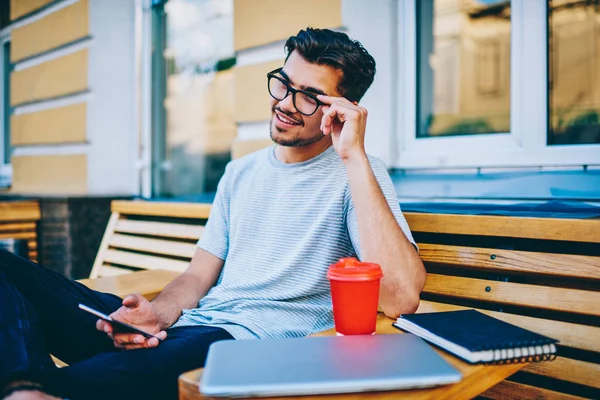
left=0, top=250, right=235, bottom=400
left=0, top=250, right=122, bottom=394
left=41, top=326, right=234, bottom=400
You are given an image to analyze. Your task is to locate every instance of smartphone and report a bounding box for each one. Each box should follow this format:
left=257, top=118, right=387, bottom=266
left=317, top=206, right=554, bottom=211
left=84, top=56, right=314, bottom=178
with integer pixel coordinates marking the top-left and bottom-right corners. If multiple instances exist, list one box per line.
left=78, top=303, right=162, bottom=341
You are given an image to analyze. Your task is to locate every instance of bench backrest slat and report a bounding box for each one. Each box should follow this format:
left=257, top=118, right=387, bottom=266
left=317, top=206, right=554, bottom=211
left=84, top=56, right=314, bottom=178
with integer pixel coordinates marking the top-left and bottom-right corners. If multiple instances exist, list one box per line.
left=424, top=273, right=600, bottom=316
left=90, top=202, right=208, bottom=278
left=419, top=243, right=600, bottom=280
left=109, top=234, right=197, bottom=259
left=115, top=220, right=205, bottom=240
left=405, top=212, right=600, bottom=243
left=408, top=211, right=600, bottom=398
left=111, top=200, right=211, bottom=219
left=103, top=249, right=190, bottom=273
left=525, top=357, right=600, bottom=389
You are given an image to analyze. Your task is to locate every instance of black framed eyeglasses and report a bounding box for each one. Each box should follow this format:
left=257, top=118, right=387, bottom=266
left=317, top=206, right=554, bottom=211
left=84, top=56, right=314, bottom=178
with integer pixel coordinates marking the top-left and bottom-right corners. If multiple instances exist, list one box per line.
left=266, top=68, right=326, bottom=116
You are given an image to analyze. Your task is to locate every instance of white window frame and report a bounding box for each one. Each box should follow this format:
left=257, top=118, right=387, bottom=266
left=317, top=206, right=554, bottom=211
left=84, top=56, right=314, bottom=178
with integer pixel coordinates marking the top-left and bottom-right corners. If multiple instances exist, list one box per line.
left=0, top=29, right=11, bottom=186
left=396, top=0, right=600, bottom=170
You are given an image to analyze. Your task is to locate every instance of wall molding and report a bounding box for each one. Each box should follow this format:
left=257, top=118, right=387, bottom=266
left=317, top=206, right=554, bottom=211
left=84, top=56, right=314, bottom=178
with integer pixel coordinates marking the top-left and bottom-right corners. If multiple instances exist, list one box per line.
left=14, top=36, right=94, bottom=71
left=11, top=142, right=90, bottom=156
left=10, top=0, right=81, bottom=30
left=13, top=91, right=92, bottom=115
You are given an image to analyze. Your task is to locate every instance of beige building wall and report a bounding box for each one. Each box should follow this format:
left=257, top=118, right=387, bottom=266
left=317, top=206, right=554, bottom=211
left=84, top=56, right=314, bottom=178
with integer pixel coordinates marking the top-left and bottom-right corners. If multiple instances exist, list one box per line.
left=7, top=0, right=137, bottom=196
left=9, top=0, right=90, bottom=194
left=230, top=0, right=342, bottom=158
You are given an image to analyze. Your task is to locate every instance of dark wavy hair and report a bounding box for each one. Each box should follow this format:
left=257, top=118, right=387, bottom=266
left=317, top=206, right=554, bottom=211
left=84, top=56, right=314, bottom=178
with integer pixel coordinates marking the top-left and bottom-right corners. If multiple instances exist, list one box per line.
left=284, top=28, right=376, bottom=102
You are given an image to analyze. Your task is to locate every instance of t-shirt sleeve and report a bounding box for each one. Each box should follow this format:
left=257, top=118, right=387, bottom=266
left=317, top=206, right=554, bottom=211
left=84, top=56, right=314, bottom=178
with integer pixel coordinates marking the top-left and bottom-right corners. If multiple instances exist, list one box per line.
left=345, top=158, right=417, bottom=260
left=197, top=163, right=233, bottom=260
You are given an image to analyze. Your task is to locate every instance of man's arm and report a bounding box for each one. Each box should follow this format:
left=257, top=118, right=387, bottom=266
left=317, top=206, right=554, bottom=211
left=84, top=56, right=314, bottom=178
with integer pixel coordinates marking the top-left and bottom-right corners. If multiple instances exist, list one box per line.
left=319, top=94, right=426, bottom=318
left=344, top=157, right=425, bottom=318
left=151, top=247, right=224, bottom=329
left=98, top=248, right=224, bottom=349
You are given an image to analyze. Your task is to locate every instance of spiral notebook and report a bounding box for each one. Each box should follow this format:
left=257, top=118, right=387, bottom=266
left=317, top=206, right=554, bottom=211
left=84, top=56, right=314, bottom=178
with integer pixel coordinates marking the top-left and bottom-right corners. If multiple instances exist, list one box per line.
left=393, top=309, right=558, bottom=364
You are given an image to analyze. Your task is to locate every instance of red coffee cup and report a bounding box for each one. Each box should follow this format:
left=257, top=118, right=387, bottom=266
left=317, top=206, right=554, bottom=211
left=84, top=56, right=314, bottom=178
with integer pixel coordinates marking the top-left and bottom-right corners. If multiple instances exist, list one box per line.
left=327, top=257, right=383, bottom=335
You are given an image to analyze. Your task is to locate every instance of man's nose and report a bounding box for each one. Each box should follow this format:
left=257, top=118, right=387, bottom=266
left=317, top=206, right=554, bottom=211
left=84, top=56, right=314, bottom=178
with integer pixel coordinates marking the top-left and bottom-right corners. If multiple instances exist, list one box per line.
left=278, top=93, right=298, bottom=114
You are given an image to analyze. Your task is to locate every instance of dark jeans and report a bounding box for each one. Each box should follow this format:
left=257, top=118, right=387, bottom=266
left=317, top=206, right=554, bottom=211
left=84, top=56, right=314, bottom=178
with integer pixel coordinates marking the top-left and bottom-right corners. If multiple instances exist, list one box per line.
left=0, top=250, right=234, bottom=400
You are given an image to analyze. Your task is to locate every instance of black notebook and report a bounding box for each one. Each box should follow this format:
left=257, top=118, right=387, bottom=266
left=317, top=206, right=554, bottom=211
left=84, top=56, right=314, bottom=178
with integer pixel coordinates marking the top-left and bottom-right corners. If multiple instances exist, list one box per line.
left=393, top=310, right=558, bottom=364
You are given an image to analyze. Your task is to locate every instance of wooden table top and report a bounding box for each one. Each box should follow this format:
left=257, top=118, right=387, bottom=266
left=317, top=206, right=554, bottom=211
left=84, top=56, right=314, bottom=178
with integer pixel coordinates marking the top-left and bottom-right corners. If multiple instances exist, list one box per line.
left=178, top=313, right=527, bottom=400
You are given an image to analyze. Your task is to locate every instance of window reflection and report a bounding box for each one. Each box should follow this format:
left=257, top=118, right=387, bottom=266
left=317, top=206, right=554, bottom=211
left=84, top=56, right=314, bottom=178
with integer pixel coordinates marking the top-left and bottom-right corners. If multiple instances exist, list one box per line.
left=417, top=0, right=511, bottom=138
left=548, top=0, right=600, bottom=145
left=156, top=0, right=235, bottom=197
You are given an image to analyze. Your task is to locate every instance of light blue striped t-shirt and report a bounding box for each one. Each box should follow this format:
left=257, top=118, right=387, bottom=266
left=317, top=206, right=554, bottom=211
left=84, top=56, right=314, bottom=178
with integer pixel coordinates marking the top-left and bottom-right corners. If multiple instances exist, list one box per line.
left=172, top=145, right=416, bottom=339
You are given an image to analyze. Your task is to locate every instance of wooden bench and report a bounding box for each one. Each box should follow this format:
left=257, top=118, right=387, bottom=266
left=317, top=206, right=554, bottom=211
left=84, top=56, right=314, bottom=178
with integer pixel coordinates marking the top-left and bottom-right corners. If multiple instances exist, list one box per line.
left=0, top=200, right=40, bottom=262
left=405, top=212, right=600, bottom=399
left=89, top=200, right=210, bottom=278
left=52, top=200, right=209, bottom=367
left=75, top=200, right=599, bottom=399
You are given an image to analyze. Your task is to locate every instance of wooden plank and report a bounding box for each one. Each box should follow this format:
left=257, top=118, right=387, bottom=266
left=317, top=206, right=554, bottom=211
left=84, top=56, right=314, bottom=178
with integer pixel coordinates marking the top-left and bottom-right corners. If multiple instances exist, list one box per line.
left=234, top=0, right=341, bottom=50
left=11, top=49, right=88, bottom=106
left=480, top=380, right=585, bottom=400
left=97, top=265, right=134, bottom=277
left=0, top=222, right=37, bottom=232
left=525, top=357, right=600, bottom=389
left=12, top=103, right=87, bottom=145
left=11, top=155, right=87, bottom=194
left=103, top=249, right=189, bottom=273
left=405, top=213, right=600, bottom=243
left=28, top=241, right=37, bottom=250
left=109, top=234, right=197, bottom=259
left=423, top=274, right=600, bottom=316
left=115, top=220, right=204, bottom=241
left=78, top=269, right=180, bottom=300
left=417, top=301, right=600, bottom=353
left=89, top=212, right=120, bottom=278
left=111, top=201, right=212, bottom=219
left=0, top=201, right=41, bottom=222
left=418, top=244, right=600, bottom=280
left=10, top=0, right=53, bottom=20
left=11, top=0, right=89, bottom=62
left=0, top=232, right=36, bottom=240
left=51, top=355, right=67, bottom=368
left=180, top=313, right=526, bottom=400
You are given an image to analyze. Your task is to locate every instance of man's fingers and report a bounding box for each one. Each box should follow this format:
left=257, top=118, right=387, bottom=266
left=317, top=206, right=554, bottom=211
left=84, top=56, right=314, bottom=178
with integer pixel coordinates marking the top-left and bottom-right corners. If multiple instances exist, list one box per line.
left=116, top=338, right=161, bottom=351
left=96, top=319, right=113, bottom=334
left=121, top=293, right=143, bottom=308
left=157, top=330, right=168, bottom=340
left=321, top=103, right=357, bottom=135
left=113, top=333, right=145, bottom=345
left=317, top=94, right=353, bottom=105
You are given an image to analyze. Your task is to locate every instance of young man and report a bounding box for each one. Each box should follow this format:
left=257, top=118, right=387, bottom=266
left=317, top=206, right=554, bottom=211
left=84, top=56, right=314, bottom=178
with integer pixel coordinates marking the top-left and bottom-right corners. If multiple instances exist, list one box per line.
left=0, top=28, right=425, bottom=400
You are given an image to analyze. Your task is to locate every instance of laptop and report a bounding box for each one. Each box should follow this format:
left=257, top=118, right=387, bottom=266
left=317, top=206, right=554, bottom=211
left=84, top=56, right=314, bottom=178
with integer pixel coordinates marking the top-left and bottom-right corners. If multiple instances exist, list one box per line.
left=200, top=334, right=462, bottom=397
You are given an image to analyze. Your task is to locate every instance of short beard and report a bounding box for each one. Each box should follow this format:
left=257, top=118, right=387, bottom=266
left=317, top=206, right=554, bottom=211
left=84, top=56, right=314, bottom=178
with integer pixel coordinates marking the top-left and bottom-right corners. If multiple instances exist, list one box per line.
left=270, top=125, right=325, bottom=147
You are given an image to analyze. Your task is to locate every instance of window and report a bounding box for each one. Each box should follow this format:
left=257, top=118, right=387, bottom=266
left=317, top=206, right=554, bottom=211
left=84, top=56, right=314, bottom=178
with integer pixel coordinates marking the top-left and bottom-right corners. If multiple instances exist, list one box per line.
left=151, top=0, right=235, bottom=197
left=548, top=0, right=600, bottom=145
left=397, top=0, right=599, bottom=169
left=417, top=0, right=511, bottom=137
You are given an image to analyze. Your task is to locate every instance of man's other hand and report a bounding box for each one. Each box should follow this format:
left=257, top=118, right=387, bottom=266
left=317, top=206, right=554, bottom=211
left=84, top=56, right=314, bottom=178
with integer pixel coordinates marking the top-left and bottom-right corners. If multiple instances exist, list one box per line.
left=96, top=293, right=167, bottom=350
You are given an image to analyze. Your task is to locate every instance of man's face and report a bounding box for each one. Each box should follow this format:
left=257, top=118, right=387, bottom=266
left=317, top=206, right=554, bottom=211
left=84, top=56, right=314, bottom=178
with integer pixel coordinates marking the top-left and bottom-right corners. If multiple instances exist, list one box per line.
left=269, top=51, right=343, bottom=147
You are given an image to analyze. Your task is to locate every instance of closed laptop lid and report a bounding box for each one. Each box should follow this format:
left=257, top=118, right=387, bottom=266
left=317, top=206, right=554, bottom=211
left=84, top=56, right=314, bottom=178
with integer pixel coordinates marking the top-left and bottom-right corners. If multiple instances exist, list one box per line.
left=200, top=334, right=462, bottom=398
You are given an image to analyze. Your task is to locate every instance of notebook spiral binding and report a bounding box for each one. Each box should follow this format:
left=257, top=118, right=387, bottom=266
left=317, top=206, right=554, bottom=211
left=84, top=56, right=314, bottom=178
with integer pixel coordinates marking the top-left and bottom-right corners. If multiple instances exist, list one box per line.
left=488, top=343, right=557, bottom=365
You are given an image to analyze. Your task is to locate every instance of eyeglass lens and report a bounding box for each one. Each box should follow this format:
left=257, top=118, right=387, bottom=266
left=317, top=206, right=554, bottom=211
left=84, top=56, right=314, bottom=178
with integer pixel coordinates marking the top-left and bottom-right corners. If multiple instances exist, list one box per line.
left=268, top=76, right=319, bottom=115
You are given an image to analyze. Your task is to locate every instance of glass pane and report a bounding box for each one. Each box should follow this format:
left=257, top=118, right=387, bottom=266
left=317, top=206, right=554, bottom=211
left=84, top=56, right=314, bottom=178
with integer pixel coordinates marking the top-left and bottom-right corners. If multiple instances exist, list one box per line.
left=417, top=0, right=511, bottom=138
left=548, top=0, right=600, bottom=145
left=154, top=0, right=235, bottom=197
